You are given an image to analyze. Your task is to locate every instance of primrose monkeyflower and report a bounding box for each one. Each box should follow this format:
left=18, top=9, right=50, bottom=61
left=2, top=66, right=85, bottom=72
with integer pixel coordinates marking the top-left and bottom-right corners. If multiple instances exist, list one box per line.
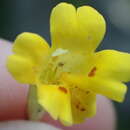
left=7, top=2, right=130, bottom=125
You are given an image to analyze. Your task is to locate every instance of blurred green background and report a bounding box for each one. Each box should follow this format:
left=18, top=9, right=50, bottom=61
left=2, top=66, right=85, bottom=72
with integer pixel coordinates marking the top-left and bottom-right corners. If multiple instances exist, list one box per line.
left=0, top=0, right=130, bottom=130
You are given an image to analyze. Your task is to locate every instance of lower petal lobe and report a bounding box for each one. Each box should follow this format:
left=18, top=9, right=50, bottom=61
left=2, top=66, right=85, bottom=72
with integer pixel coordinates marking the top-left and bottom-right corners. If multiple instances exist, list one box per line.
left=7, top=32, right=50, bottom=84
left=13, top=32, right=49, bottom=65
left=71, top=87, right=96, bottom=123
left=86, top=49, right=130, bottom=102
left=94, top=50, right=130, bottom=82
left=7, top=55, right=36, bottom=84
left=37, top=85, right=73, bottom=125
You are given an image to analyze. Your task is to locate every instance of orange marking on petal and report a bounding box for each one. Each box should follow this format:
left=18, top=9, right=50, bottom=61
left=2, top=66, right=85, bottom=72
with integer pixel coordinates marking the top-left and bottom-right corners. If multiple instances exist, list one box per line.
left=76, top=104, right=79, bottom=109
left=80, top=108, right=86, bottom=111
left=58, top=87, right=68, bottom=94
left=88, top=67, right=97, bottom=77
left=86, top=91, right=90, bottom=94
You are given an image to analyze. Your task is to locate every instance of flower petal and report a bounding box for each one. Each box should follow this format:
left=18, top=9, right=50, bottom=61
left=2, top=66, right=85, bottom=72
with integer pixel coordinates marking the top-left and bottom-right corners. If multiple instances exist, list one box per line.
left=77, top=6, right=106, bottom=52
left=87, top=77, right=127, bottom=102
left=50, top=3, right=106, bottom=52
left=71, top=88, right=96, bottom=124
left=85, top=49, right=130, bottom=102
left=61, top=73, right=127, bottom=102
left=37, top=85, right=73, bottom=125
left=7, top=55, right=37, bottom=83
left=7, top=32, right=50, bottom=83
left=50, top=3, right=77, bottom=50
left=13, top=32, right=49, bottom=64
left=94, top=50, right=130, bottom=82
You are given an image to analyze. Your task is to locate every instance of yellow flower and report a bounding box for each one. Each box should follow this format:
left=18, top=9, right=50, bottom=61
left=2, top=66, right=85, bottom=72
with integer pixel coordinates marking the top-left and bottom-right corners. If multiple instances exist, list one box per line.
left=7, top=2, right=130, bottom=125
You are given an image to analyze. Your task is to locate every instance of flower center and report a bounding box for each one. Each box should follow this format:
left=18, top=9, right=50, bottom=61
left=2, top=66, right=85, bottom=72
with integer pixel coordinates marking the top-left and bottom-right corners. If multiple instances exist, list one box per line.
left=39, top=48, right=89, bottom=85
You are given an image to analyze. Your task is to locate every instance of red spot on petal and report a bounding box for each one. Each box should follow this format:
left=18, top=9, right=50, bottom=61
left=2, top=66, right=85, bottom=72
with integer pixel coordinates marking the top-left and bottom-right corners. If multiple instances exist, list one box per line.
left=86, top=91, right=90, bottom=94
left=88, top=67, right=97, bottom=77
left=76, top=104, right=79, bottom=109
left=59, top=87, right=68, bottom=94
left=80, top=108, right=86, bottom=111
left=76, top=102, right=81, bottom=110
